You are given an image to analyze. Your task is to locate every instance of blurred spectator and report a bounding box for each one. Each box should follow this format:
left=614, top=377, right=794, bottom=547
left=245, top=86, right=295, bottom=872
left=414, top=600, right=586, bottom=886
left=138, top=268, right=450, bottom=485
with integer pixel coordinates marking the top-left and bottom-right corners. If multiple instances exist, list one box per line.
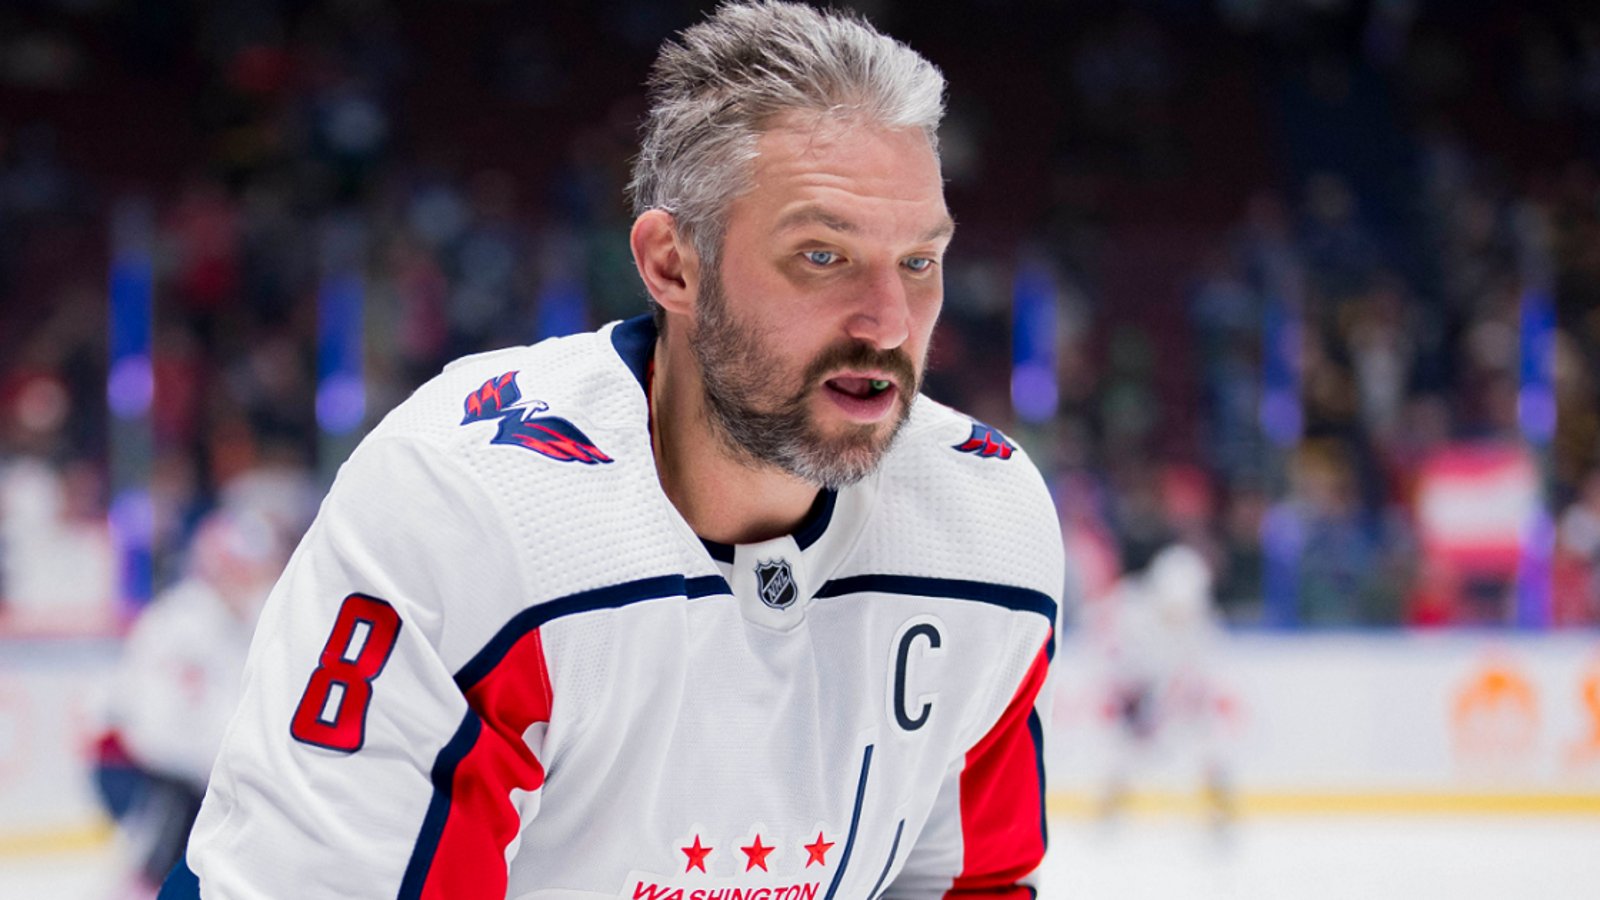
left=1264, top=441, right=1397, bottom=626
left=1190, top=249, right=1267, bottom=484
left=1555, top=469, right=1600, bottom=624
left=0, top=0, right=1595, bottom=632
left=1214, top=480, right=1269, bottom=624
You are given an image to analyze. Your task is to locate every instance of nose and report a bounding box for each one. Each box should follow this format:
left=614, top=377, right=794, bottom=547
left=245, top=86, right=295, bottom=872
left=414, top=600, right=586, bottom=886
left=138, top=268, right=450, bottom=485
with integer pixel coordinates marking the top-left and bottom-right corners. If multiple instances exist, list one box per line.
left=844, top=263, right=911, bottom=350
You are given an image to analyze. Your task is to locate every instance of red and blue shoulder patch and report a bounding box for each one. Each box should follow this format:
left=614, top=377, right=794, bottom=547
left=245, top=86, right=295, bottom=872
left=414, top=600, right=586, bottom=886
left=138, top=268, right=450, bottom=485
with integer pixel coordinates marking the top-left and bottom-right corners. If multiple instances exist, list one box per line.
left=460, top=371, right=613, bottom=465
left=953, top=420, right=1016, bottom=460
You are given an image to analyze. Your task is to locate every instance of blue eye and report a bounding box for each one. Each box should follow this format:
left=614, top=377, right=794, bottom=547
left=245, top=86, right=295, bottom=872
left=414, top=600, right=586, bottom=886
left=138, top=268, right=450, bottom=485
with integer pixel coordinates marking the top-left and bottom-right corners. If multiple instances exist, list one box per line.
left=904, top=257, right=935, bottom=273
left=804, top=249, right=838, bottom=267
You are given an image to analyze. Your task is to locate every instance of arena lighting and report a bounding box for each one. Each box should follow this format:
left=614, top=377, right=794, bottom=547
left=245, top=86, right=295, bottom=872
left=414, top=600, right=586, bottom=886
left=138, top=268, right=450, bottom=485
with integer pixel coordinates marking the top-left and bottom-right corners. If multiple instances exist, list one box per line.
left=1513, top=203, right=1557, bottom=629
left=1517, top=287, right=1557, bottom=446
left=536, top=275, right=587, bottom=341
left=1259, top=298, right=1302, bottom=449
left=535, top=230, right=588, bottom=340
left=316, top=271, right=366, bottom=436
left=107, top=211, right=153, bottom=422
left=315, top=220, right=367, bottom=440
left=1010, top=259, right=1059, bottom=424
left=107, top=199, right=155, bottom=607
left=1514, top=284, right=1557, bottom=631
left=1259, top=289, right=1303, bottom=628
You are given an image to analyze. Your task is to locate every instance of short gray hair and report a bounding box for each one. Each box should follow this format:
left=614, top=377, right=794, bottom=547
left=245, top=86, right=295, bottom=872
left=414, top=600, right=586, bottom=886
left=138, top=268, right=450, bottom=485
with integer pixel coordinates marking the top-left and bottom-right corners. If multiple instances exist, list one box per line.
left=629, top=1, right=946, bottom=285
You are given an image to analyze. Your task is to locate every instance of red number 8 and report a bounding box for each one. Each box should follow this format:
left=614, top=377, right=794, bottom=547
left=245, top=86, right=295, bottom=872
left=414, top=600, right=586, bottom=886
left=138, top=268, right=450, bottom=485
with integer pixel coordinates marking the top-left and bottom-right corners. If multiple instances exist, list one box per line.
left=290, top=594, right=402, bottom=752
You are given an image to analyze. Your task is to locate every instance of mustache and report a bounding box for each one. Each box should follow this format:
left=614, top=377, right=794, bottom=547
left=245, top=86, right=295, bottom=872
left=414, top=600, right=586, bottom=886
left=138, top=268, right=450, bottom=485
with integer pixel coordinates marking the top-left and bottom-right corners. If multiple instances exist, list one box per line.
left=801, top=341, right=919, bottom=393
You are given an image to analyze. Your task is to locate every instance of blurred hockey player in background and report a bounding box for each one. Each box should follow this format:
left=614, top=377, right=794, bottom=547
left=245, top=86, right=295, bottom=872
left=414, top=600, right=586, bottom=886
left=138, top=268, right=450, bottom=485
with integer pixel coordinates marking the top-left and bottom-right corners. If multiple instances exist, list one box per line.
left=94, top=509, right=285, bottom=898
left=1094, top=542, right=1236, bottom=830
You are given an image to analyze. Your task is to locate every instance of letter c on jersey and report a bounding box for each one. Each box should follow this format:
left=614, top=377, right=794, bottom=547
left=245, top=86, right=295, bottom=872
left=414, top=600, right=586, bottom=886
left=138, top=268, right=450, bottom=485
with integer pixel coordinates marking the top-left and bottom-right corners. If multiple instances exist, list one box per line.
left=890, top=617, right=945, bottom=732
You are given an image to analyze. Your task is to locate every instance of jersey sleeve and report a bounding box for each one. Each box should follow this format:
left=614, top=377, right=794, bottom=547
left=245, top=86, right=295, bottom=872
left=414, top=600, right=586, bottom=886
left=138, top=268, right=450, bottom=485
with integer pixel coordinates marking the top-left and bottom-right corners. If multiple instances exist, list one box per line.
left=166, top=435, right=547, bottom=900
left=888, top=630, right=1054, bottom=898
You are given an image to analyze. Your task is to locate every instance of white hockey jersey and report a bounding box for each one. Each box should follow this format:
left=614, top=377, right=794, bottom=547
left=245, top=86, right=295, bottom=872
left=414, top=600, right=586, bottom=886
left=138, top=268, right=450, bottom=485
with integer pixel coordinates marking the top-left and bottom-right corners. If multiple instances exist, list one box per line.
left=112, top=576, right=260, bottom=787
left=166, top=316, right=1064, bottom=900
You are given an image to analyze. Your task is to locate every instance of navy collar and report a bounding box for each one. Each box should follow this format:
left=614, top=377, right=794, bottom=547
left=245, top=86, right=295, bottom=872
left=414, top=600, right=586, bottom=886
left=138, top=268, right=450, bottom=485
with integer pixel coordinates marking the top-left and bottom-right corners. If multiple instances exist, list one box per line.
left=699, top=487, right=838, bottom=563
left=609, top=313, right=657, bottom=392
left=610, top=314, right=841, bottom=563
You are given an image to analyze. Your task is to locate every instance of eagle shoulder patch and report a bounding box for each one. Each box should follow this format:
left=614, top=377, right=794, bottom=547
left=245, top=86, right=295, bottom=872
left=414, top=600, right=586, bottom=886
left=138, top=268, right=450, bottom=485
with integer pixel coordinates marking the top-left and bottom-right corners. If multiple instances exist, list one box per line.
left=460, top=371, right=613, bottom=465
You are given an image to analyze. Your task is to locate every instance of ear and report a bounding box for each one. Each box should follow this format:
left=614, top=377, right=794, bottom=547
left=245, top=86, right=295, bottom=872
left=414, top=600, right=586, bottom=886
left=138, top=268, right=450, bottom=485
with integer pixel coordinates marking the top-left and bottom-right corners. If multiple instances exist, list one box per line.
left=630, top=209, right=700, bottom=317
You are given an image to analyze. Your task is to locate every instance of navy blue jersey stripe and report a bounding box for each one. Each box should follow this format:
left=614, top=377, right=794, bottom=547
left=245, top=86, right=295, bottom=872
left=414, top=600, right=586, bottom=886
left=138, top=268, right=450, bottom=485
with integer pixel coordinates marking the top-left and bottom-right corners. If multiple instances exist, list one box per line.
left=824, top=743, right=874, bottom=900
left=700, top=537, right=735, bottom=563
left=155, top=856, right=201, bottom=899
left=866, top=818, right=905, bottom=899
left=815, top=574, right=1057, bottom=627
left=792, top=488, right=838, bottom=551
left=609, top=314, right=656, bottom=390
left=701, top=489, right=835, bottom=562
left=684, top=574, right=730, bottom=598
left=399, top=713, right=482, bottom=900
left=1029, top=707, right=1049, bottom=854
left=455, top=573, right=731, bottom=692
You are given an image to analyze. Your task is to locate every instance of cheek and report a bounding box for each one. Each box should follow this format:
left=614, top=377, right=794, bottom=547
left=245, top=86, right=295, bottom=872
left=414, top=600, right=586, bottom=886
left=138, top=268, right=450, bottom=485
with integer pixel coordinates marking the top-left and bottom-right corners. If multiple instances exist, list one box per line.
left=907, top=286, right=943, bottom=345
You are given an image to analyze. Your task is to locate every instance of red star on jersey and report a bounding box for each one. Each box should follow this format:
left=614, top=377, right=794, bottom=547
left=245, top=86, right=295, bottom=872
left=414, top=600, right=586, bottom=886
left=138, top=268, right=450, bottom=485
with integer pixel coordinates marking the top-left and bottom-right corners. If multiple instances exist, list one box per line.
left=741, top=834, right=774, bottom=872
left=804, top=832, right=835, bottom=867
left=682, top=835, right=713, bottom=873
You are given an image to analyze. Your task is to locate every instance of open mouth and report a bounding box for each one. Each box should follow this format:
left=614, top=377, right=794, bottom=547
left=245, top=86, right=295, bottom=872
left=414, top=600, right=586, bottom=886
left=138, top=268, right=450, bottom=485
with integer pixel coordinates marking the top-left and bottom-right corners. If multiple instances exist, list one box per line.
left=824, top=376, right=894, bottom=400
left=820, top=374, right=899, bottom=423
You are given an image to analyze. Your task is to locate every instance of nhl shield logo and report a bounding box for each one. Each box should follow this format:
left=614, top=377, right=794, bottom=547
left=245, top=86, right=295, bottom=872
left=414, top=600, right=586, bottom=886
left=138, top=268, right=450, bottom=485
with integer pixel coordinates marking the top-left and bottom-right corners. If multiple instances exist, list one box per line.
left=754, top=559, right=798, bottom=610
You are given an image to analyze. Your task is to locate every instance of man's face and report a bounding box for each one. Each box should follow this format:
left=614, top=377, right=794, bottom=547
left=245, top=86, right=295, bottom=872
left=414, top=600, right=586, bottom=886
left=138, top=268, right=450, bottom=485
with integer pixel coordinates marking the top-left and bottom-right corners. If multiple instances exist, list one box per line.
left=689, top=115, right=952, bottom=488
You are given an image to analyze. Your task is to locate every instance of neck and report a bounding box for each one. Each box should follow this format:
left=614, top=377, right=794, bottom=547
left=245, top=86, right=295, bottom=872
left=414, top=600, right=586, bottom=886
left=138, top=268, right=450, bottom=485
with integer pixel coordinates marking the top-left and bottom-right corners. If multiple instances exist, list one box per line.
left=650, top=328, right=820, bottom=545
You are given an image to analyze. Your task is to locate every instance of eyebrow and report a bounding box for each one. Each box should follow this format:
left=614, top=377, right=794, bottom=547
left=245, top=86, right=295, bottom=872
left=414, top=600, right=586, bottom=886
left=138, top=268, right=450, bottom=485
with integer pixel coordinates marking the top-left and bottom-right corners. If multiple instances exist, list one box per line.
left=775, top=206, right=858, bottom=234
left=921, top=216, right=957, bottom=243
left=775, top=206, right=957, bottom=244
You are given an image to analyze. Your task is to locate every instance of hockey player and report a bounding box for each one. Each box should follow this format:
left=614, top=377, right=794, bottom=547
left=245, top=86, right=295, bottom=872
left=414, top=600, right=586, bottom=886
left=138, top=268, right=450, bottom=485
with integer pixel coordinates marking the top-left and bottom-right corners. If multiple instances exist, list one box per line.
left=99, top=509, right=284, bottom=897
left=1093, top=543, right=1234, bottom=830
left=165, top=3, right=1064, bottom=897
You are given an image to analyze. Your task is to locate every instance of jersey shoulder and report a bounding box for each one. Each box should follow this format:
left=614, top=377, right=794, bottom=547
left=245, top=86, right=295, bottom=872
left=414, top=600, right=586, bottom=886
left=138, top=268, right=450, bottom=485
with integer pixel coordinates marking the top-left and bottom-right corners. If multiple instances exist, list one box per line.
left=857, top=397, right=1065, bottom=600
left=310, top=321, right=696, bottom=668
left=368, top=323, right=649, bottom=468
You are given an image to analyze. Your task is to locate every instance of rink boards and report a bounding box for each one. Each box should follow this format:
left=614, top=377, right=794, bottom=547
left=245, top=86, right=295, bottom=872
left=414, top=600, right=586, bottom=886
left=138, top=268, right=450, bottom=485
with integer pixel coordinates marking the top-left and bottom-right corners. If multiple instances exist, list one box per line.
left=3, top=631, right=1599, bottom=855
left=0, top=638, right=118, bottom=854
left=1047, top=630, right=1600, bottom=812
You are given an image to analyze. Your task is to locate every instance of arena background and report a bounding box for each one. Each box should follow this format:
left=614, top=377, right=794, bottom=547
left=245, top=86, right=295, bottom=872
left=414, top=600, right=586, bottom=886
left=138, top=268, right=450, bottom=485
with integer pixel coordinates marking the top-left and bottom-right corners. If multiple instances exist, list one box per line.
left=1, top=0, right=1598, bottom=896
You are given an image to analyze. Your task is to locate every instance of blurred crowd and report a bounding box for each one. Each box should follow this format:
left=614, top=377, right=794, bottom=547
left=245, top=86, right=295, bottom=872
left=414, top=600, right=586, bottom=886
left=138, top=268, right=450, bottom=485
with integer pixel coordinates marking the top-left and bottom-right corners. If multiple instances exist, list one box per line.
left=0, top=0, right=1597, bottom=632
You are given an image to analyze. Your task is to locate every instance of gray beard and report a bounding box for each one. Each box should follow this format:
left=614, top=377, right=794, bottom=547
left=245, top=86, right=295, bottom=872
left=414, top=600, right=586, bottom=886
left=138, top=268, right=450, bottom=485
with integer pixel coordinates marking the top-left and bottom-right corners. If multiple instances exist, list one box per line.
left=689, top=267, right=919, bottom=489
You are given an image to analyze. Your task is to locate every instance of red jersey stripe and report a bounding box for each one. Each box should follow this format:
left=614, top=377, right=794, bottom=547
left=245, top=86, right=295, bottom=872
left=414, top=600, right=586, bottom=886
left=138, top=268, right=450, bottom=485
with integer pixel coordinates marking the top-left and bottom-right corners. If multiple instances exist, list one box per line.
left=947, top=637, right=1052, bottom=896
left=421, top=628, right=554, bottom=899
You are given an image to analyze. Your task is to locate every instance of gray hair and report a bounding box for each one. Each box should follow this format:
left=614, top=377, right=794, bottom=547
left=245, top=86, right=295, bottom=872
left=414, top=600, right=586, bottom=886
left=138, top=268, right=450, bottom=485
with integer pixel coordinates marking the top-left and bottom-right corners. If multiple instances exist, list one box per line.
left=629, top=1, right=946, bottom=293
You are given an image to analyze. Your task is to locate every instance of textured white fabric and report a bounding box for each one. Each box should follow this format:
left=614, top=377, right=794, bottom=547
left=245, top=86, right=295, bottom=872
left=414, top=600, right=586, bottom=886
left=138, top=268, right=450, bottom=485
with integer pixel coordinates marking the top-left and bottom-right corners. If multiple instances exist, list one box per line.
left=181, top=319, right=1064, bottom=900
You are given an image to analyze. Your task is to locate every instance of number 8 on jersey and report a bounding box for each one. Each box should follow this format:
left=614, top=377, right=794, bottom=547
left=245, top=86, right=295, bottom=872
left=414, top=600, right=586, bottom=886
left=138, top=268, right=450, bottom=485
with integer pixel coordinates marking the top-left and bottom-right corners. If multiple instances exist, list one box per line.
left=290, top=593, right=402, bottom=752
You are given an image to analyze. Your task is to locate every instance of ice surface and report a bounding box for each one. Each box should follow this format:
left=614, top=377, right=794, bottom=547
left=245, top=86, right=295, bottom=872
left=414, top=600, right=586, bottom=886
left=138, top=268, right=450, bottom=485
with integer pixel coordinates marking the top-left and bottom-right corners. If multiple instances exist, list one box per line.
left=1039, top=814, right=1600, bottom=900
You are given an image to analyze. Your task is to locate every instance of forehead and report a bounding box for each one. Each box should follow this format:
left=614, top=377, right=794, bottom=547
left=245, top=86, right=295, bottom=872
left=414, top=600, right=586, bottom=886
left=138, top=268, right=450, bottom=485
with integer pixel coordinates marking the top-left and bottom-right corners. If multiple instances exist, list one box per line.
left=731, top=114, right=949, bottom=240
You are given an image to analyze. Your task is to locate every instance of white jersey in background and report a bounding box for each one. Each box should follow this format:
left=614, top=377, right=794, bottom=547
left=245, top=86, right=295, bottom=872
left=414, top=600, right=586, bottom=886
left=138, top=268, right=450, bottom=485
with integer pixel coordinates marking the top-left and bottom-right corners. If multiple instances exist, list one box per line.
left=166, top=316, right=1065, bottom=900
left=1091, top=544, right=1234, bottom=826
left=113, top=577, right=258, bottom=788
